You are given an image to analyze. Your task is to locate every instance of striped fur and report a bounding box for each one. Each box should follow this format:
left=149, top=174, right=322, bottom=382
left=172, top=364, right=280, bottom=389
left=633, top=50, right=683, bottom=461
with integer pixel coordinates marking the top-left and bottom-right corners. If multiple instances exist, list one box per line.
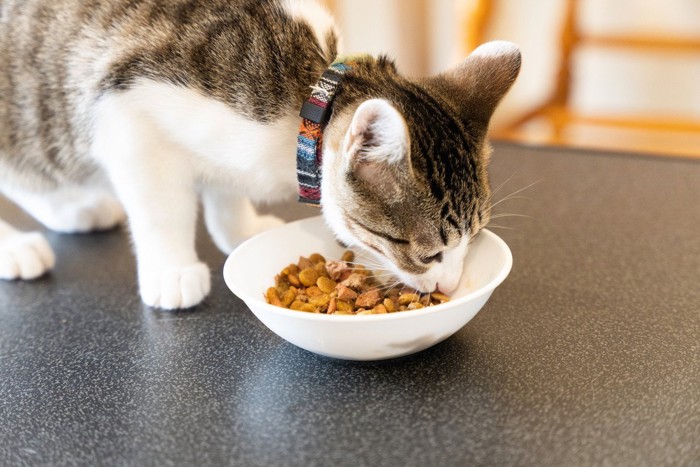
left=320, top=46, right=520, bottom=292
left=0, top=0, right=519, bottom=305
left=0, top=0, right=336, bottom=190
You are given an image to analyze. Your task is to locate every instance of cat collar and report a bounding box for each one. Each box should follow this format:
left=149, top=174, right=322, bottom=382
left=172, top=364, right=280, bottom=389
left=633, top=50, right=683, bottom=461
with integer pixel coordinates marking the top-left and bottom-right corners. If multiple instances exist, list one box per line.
left=296, top=58, right=354, bottom=205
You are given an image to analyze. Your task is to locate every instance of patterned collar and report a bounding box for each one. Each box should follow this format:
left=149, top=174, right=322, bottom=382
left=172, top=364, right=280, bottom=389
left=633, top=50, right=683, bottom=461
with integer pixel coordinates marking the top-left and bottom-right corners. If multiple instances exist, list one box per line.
left=296, top=58, right=356, bottom=205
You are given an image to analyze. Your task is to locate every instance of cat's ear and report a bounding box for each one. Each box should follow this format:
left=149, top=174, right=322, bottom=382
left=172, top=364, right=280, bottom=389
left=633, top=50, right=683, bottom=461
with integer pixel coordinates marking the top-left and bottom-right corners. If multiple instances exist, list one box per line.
left=432, top=40, right=521, bottom=129
left=342, top=99, right=411, bottom=197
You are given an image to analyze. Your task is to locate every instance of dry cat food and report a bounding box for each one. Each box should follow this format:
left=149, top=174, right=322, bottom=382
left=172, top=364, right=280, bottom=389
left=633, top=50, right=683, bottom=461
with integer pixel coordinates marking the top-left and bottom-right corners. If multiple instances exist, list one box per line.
left=265, top=251, right=450, bottom=315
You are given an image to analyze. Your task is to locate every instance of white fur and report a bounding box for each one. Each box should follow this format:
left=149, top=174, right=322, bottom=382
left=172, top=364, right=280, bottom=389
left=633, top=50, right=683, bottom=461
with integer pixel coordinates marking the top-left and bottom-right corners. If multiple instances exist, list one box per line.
left=0, top=183, right=120, bottom=280
left=2, top=185, right=125, bottom=233
left=470, top=40, right=520, bottom=58
left=0, top=77, right=299, bottom=308
left=0, top=219, right=55, bottom=280
left=281, top=0, right=338, bottom=57
left=344, top=99, right=409, bottom=166
left=88, top=79, right=298, bottom=309
left=107, top=79, right=299, bottom=203
left=406, top=237, right=470, bottom=294
left=202, top=189, right=284, bottom=254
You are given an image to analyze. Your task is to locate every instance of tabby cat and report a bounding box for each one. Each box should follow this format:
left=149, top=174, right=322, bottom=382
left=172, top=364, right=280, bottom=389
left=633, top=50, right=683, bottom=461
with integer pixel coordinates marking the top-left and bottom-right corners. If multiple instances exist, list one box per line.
left=0, top=0, right=521, bottom=309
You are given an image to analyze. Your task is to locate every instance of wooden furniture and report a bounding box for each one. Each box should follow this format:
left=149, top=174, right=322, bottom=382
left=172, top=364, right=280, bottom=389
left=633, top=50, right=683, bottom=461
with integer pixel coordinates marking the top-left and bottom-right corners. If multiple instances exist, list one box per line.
left=468, top=0, right=700, bottom=158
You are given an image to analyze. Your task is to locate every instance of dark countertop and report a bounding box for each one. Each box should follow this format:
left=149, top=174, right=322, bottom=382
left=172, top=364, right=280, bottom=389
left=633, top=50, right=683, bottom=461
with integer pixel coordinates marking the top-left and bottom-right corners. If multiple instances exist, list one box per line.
left=1, top=143, right=698, bottom=466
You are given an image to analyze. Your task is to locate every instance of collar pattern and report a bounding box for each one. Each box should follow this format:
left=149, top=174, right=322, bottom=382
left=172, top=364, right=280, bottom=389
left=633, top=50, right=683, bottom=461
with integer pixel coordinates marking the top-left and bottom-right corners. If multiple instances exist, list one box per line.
left=296, top=60, right=353, bottom=205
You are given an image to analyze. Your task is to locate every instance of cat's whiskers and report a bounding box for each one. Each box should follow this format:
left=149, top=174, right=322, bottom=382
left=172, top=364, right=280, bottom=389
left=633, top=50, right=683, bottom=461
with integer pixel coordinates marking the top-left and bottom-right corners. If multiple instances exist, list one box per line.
left=486, top=196, right=531, bottom=215
left=480, top=180, right=540, bottom=233
left=327, top=252, right=386, bottom=267
left=347, top=267, right=393, bottom=274
left=372, top=272, right=396, bottom=279
left=342, top=266, right=392, bottom=273
left=325, top=256, right=392, bottom=272
left=488, top=213, right=533, bottom=220
left=484, top=224, right=517, bottom=231
left=489, top=172, right=518, bottom=200
left=351, top=255, right=390, bottom=269
left=485, top=179, right=541, bottom=215
left=374, top=282, right=402, bottom=294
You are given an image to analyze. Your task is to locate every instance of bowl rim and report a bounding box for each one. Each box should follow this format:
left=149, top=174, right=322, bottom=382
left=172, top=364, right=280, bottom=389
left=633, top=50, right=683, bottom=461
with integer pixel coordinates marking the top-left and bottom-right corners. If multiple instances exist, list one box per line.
left=223, top=216, right=512, bottom=322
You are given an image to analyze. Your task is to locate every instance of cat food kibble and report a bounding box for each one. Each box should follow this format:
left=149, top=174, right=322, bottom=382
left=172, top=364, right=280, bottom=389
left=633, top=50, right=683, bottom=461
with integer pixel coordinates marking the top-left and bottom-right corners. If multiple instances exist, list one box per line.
left=265, top=251, right=450, bottom=315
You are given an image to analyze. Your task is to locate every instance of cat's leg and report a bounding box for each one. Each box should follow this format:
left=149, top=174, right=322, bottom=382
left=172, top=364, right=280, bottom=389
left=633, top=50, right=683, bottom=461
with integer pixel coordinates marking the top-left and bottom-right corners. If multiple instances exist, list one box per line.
left=202, top=186, right=284, bottom=254
left=0, top=217, right=55, bottom=280
left=1, top=185, right=125, bottom=234
left=92, top=100, right=209, bottom=309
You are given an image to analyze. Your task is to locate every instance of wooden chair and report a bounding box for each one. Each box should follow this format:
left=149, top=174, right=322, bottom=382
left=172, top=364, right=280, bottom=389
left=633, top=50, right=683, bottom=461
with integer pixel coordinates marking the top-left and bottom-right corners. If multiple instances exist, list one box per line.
left=466, top=0, right=700, bottom=158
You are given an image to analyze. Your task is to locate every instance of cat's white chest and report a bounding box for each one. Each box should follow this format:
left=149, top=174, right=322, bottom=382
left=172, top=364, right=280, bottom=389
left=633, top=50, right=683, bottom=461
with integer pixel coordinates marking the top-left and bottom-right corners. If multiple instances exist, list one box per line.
left=93, top=79, right=300, bottom=203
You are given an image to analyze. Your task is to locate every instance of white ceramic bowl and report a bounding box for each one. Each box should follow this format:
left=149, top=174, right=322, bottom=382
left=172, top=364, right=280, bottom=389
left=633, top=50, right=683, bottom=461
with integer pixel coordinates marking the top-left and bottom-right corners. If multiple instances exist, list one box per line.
left=223, top=216, right=512, bottom=361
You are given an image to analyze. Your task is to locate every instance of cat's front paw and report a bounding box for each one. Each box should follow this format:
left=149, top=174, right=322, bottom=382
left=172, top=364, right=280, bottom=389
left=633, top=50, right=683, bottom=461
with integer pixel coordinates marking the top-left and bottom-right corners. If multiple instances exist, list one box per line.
left=139, top=262, right=211, bottom=309
left=0, top=232, right=55, bottom=280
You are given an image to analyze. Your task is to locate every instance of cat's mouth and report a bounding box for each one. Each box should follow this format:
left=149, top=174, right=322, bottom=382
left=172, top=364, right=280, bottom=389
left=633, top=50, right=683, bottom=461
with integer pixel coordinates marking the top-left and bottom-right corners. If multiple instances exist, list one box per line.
left=392, top=241, right=469, bottom=295
left=399, top=273, right=459, bottom=295
left=398, top=274, right=438, bottom=294
left=356, top=250, right=443, bottom=294
left=343, top=238, right=464, bottom=294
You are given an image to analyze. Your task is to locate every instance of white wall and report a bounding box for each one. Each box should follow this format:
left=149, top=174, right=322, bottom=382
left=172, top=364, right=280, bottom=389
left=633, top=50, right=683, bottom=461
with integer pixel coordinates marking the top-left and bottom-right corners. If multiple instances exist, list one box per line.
left=328, top=0, right=700, bottom=127
left=334, top=0, right=430, bottom=77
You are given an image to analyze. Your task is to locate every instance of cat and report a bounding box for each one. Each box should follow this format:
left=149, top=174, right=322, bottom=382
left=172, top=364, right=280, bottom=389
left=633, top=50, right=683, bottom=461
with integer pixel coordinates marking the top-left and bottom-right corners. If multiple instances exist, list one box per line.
left=0, top=0, right=520, bottom=309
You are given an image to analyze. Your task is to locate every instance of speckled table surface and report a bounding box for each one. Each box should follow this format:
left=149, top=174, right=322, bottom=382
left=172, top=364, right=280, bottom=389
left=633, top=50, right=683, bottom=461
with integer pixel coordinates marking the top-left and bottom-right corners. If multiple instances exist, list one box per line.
left=1, top=143, right=699, bottom=467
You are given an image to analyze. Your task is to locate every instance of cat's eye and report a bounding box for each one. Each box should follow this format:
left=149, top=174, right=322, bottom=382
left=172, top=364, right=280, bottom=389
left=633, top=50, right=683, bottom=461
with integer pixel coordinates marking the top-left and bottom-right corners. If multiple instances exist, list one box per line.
left=419, top=252, right=443, bottom=264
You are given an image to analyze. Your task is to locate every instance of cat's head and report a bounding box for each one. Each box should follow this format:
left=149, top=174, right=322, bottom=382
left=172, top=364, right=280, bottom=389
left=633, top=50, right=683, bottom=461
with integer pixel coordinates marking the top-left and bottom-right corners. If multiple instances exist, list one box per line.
left=320, top=41, right=521, bottom=294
